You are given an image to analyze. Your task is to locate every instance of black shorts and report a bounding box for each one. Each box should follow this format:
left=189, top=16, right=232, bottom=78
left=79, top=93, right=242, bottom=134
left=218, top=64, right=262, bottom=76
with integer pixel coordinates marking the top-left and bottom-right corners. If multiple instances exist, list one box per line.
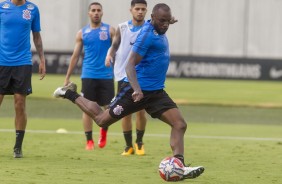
left=81, top=78, right=115, bottom=106
left=109, top=82, right=177, bottom=119
left=0, top=65, right=32, bottom=95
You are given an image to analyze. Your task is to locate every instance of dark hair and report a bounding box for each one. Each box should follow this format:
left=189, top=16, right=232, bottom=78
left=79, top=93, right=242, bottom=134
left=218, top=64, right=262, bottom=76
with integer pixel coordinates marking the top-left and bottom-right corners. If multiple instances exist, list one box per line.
left=88, top=2, right=102, bottom=10
left=131, top=0, right=147, bottom=7
left=152, top=3, right=170, bottom=13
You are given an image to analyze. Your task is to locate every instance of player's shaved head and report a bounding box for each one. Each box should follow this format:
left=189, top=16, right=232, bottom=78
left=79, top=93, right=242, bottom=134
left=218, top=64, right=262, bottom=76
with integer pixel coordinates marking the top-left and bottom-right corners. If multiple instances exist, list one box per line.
left=150, top=3, right=171, bottom=35
left=152, top=3, right=170, bottom=14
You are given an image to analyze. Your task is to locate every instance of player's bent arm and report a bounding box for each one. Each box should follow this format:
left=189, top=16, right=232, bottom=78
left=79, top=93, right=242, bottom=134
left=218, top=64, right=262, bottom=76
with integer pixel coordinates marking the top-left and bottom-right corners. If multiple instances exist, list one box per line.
left=64, top=30, right=83, bottom=85
left=32, top=32, right=46, bottom=80
left=105, top=27, right=121, bottom=65
left=125, top=51, right=143, bottom=102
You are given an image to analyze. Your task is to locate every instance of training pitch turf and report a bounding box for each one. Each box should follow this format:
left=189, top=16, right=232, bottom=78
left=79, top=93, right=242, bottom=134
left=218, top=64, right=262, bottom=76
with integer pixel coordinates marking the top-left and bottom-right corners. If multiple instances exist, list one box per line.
left=0, top=75, right=281, bottom=184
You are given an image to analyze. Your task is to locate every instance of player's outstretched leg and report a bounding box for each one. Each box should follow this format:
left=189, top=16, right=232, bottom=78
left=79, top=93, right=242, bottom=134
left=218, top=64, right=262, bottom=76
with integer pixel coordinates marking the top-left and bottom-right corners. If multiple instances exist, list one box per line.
left=53, top=82, right=114, bottom=128
left=53, top=82, right=102, bottom=119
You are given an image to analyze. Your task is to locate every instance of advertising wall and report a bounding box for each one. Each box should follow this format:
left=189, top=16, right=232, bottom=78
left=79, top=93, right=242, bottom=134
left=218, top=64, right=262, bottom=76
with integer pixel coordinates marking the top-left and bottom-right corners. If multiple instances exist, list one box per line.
left=168, top=56, right=282, bottom=81
left=32, top=52, right=282, bottom=81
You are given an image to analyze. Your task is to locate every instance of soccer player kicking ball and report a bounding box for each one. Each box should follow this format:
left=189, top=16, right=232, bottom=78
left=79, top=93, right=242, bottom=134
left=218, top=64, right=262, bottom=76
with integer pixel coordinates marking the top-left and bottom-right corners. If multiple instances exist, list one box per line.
left=54, top=3, right=204, bottom=179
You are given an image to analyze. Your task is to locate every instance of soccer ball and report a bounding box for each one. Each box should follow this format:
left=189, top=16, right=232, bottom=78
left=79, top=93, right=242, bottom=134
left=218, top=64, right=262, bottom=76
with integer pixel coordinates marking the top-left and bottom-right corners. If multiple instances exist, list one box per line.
left=158, top=156, right=185, bottom=181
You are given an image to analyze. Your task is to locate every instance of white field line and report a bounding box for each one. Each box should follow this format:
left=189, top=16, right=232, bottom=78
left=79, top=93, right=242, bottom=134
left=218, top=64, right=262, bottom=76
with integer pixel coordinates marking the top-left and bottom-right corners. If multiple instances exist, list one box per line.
left=1, top=129, right=282, bottom=142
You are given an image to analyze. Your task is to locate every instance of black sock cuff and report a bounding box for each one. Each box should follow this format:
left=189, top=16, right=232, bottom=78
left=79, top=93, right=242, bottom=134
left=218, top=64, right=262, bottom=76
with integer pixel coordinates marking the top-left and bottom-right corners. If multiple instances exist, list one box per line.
left=65, top=90, right=80, bottom=103
left=174, top=154, right=185, bottom=165
left=16, top=130, right=25, bottom=133
left=85, top=131, right=92, bottom=135
left=123, top=130, right=132, bottom=135
left=85, top=131, right=93, bottom=141
left=136, top=129, right=145, bottom=133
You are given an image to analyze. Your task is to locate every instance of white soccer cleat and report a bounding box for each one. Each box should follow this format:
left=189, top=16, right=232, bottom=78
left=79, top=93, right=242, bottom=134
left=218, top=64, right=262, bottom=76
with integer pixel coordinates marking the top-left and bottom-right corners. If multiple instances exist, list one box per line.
left=53, top=82, right=77, bottom=98
left=183, top=166, right=205, bottom=179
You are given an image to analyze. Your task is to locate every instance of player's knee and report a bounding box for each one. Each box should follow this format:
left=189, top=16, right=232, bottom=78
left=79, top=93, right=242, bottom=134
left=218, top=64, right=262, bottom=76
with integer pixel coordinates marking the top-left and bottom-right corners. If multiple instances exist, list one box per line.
left=14, top=101, right=25, bottom=112
left=175, top=120, right=187, bottom=132
left=94, top=113, right=113, bottom=127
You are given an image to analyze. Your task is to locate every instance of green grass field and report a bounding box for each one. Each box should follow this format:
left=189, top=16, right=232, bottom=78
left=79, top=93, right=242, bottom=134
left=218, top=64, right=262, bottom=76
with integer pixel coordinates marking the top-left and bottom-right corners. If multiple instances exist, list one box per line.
left=0, top=74, right=282, bottom=184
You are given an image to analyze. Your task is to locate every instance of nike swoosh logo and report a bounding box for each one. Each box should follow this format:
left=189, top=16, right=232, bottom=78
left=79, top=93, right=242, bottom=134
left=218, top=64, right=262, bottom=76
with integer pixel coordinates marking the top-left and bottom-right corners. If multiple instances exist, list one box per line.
left=130, top=42, right=135, bottom=45
left=269, top=67, right=282, bottom=79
